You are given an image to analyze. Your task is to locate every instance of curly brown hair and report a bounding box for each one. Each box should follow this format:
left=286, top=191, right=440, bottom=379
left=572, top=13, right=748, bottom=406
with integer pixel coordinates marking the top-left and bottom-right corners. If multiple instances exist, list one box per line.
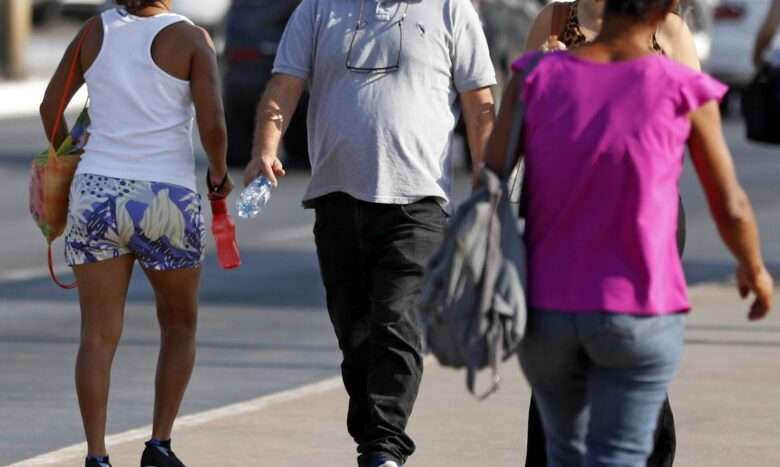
left=115, top=0, right=165, bottom=11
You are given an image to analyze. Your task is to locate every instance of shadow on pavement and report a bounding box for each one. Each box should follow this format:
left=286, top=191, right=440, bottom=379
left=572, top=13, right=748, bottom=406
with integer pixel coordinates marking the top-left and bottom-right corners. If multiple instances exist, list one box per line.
left=3, top=253, right=777, bottom=306
left=684, top=259, right=780, bottom=285
left=0, top=249, right=326, bottom=308
left=685, top=338, right=780, bottom=348
left=0, top=334, right=335, bottom=353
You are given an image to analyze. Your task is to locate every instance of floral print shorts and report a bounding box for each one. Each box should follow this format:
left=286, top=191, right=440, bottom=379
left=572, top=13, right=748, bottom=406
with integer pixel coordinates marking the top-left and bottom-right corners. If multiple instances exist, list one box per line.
left=65, top=174, right=206, bottom=270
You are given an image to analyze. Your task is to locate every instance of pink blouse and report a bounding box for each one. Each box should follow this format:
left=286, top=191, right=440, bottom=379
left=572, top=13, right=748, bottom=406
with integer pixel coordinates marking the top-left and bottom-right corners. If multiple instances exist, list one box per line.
left=511, top=52, right=727, bottom=314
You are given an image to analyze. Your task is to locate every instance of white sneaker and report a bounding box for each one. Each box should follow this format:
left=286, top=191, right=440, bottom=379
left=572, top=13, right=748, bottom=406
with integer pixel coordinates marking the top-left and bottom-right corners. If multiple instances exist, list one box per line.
left=376, top=462, right=400, bottom=467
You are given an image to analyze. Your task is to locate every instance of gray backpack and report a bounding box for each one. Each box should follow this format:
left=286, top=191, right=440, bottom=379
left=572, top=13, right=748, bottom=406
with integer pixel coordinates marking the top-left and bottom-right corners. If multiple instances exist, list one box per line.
left=418, top=54, right=541, bottom=398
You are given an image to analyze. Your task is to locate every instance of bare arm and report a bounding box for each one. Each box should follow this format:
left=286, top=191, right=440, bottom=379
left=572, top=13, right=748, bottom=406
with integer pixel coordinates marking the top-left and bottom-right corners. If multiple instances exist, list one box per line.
left=753, top=0, right=780, bottom=66
left=688, top=102, right=774, bottom=320
left=460, top=87, right=496, bottom=181
left=39, top=18, right=99, bottom=148
left=523, top=3, right=558, bottom=52
left=242, top=73, right=305, bottom=186
left=190, top=26, right=232, bottom=198
left=484, top=74, right=521, bottom=176
left=657, top=13, right=701, bottom=70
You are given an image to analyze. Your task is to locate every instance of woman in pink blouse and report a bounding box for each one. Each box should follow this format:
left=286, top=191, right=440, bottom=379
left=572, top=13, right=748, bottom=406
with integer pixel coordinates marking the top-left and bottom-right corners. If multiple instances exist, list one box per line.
left=485, top=0, right=774, bottom=465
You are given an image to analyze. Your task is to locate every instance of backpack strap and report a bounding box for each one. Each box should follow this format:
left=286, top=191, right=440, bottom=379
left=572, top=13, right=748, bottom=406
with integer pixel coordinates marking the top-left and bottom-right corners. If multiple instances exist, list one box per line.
left=46, top=20, right=95, bottom=291
left=550, top=1, right=571, bottom=39
left=503, top=51, right=545, bottom=180
left=465, top=52, right=545, bottom=399
left=49, top=19, right=94, bottom=151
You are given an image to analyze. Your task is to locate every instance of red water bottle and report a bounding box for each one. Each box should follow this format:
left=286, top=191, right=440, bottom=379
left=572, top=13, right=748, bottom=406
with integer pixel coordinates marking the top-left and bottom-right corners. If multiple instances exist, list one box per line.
left=210, top=198, right=241, bottom=269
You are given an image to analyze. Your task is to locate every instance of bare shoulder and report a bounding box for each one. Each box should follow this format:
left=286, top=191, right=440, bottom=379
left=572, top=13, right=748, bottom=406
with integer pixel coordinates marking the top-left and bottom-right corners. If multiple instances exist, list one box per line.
left=659, top=11, right=689, bottom=34
left=524, top=2, right=559, bottom=52
left=658, top=11, right=695, bottom=47
left=78, top=15, right=104, bottom=70
left=188, top=24, right=216, bottom=53
left=535, top=2, right=559, bottom=29
left=157, top=21, right=214, bottom=53
left=658, top=12, right=700, bottom=70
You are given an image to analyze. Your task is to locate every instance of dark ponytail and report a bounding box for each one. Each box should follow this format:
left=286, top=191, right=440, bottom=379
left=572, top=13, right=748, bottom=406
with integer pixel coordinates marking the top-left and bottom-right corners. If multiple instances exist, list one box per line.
left=605, top=0, right=677, bottom=19
left=115, top=0, right=163, bottom=11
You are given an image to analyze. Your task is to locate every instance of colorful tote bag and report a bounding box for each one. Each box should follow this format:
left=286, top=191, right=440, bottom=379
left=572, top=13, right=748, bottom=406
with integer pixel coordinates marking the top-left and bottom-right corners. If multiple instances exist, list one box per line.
left=29, top=22, right=94, bottom=289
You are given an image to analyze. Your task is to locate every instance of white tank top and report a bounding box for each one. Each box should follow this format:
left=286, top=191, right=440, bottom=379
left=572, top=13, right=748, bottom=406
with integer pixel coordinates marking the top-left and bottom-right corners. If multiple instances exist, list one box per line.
left=77, top=8, right=197, bottom=191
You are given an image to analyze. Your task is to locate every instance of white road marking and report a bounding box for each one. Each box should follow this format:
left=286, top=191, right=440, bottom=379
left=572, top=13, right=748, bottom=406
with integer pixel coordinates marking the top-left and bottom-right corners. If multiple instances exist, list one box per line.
left=0, top=224, right=313, bottom=285
left=5, top=376, right=344, bottom=467
left=7, top=353, right=436, bottom=466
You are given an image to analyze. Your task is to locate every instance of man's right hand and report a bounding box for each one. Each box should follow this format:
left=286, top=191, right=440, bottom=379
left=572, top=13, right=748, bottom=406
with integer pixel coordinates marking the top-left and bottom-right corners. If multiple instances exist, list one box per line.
left=243, top=154, right=286, bottom=187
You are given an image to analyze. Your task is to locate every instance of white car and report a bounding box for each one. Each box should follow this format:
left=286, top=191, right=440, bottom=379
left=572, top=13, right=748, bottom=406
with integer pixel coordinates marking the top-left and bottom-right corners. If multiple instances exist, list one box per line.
left=686, top=0, right=716, bottom=63
left=173, top=0, right=229, bottom=28
left=706, top=0, right=780, bottom=87
left=62, top=0, right=229, bottom=30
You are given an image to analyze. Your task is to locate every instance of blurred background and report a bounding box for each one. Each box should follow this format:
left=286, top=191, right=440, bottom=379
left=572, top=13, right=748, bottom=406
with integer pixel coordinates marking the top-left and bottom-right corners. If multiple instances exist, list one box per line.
left=0, top=1, right=778, bottom=465
left=4, top=0, right=774, bottom=168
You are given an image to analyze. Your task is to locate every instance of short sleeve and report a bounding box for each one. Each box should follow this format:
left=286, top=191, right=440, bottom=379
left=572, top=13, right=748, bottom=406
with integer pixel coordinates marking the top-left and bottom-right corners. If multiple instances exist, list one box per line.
left=510, top=51, right=544, bottom=74
left=451, top=0, right=497, bottom=92
left=509, top=51, right=546, bottom=102
left=272, top=0, right=315, bottom=81
left=677, top=71, right=728, bottom=114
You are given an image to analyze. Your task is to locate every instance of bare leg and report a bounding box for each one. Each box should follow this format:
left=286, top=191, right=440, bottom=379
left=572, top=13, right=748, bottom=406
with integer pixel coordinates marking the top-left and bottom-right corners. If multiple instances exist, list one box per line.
left=143, top=266, right=201, bottom=441
left=73, top=255, right=135, bottom=457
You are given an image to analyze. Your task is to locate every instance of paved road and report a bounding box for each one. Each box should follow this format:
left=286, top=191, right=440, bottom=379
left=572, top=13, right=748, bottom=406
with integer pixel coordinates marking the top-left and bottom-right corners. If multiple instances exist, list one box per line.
left=0, top=111, right=778, bottom=464
left=28, top=285, right=780, bottom=467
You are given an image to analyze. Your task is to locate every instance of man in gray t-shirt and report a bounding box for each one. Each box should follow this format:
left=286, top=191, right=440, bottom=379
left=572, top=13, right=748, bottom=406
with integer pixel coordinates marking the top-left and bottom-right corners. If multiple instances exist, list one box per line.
left=243, top=1, right=495, bottom=466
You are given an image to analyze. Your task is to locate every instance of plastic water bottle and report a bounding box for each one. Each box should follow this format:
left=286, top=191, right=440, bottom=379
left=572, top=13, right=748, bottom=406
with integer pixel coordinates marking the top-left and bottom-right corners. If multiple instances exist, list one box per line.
left=237, top=176, right=274, bottom=219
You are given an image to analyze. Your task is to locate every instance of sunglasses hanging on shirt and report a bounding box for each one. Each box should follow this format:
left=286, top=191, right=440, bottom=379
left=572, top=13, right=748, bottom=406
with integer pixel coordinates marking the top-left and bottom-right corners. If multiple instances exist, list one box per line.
left=346, top=0, right=409, bottom=74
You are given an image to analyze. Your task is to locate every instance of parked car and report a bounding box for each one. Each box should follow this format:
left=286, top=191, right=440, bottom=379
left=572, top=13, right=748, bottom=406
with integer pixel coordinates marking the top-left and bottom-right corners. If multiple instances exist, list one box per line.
left=33, top=0, right=63, bottom=25
left=706, top=0, right=777, bottom=87
left=685, top=0, right=715, bottom=63
left=222, top=0, right=308, bottom=168
left=61, top=0, right=228, bottom=31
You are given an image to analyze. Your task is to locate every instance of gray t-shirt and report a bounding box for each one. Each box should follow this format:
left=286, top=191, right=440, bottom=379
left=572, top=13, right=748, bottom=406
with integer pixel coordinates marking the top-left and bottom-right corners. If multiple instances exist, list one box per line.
left=274, top=0, right=496, bottom=208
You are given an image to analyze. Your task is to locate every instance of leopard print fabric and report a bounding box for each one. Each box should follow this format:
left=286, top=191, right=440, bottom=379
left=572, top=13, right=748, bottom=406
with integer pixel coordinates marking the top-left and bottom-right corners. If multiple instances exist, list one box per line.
left=559, top=0, right=664, bottom=53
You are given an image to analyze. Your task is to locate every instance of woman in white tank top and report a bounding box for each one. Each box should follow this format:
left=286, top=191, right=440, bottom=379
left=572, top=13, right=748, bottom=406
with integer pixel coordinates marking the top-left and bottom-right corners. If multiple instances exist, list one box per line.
left=39, top=1, right=231, bottom=466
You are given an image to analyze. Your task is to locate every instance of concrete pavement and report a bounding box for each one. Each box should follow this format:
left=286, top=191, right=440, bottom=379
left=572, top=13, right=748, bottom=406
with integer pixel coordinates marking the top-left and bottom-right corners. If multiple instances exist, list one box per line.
left=12, top=283, right=778, bottom=467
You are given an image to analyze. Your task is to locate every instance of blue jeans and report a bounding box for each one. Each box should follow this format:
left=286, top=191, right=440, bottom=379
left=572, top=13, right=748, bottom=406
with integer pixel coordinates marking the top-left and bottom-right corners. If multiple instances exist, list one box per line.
left=518, top=310, right=685, bottom=467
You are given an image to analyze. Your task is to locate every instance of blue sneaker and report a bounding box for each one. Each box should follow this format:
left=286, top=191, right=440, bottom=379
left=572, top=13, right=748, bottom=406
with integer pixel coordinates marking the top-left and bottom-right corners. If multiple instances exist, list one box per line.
left=85, top=457, right=111, bottom=467
left=140, top=441, right=186, bottom=467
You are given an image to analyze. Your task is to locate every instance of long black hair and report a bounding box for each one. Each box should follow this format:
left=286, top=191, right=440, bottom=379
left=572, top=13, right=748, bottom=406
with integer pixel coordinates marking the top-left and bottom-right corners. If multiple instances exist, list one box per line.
left=605, top=0, right=677, bottom=19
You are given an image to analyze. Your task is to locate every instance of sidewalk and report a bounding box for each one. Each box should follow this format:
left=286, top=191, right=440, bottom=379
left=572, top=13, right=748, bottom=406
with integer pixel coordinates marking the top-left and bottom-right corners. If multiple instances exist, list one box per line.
left=0, top=21, right=84, bottom=120
left=13, top=284, right=780, bottom=466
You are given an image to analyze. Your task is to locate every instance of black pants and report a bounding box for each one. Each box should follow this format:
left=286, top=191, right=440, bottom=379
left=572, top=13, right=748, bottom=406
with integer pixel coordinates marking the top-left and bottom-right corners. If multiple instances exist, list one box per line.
left=525, top=396, right=677, bottom=467
left=312, top=193, right=446, bottom=467
left=524, top=199, right=685, bottom=466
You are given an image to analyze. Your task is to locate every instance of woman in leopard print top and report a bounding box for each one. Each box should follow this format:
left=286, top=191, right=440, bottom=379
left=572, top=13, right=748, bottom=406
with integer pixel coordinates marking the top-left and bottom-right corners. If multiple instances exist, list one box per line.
left=526, top=0, right=699, bottom=68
